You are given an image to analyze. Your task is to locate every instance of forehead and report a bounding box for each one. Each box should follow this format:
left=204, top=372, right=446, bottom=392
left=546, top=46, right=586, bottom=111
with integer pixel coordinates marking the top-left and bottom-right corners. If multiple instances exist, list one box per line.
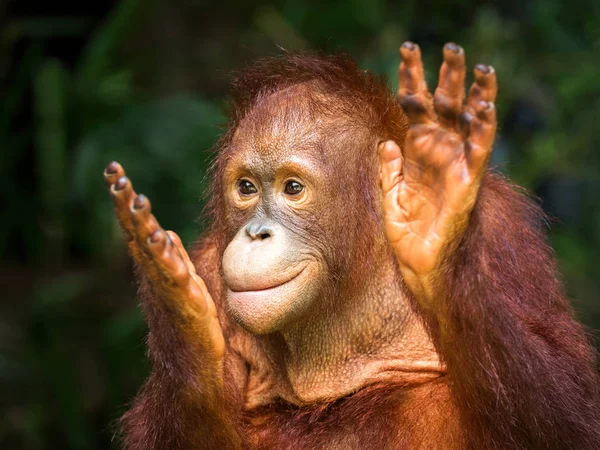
left=228, top=84, right=346, bottom=172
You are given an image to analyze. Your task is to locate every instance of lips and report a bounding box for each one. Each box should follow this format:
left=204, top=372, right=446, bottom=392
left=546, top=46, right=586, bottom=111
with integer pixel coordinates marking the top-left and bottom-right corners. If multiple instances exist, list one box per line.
left=228, top=264, right=308, bottom=293
left=225, top=262, right=320, bottom=334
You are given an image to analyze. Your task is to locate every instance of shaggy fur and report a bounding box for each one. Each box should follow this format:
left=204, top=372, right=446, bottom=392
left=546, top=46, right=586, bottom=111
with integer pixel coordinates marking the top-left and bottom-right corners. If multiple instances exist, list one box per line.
left=119, top=53, right=600, bottom=449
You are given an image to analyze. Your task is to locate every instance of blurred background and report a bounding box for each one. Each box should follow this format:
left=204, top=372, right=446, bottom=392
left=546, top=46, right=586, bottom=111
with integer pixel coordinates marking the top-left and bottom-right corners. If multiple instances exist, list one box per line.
left=1, top=0, right=599, bottom=448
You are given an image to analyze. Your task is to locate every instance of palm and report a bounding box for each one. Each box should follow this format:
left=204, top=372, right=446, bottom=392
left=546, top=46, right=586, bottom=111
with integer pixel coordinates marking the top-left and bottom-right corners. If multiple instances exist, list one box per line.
left=381, top=42, right=497, bottom=278
left=387, top=125, right=474, bottom=276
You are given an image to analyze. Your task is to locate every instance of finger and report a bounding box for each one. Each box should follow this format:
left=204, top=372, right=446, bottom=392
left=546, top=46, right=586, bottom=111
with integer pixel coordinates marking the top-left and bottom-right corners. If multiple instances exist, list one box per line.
left=399, top=41, right=427, bottom=94
left=398, top=41, right=436, bottom=124
left=147, top=230, right=216, bottom=339
left=109, top=175, right=137, bottom=243
left=465, top=100, right=497, bottom=174
left=433, top=43, right=466, bottom=130
left=146, top=229, right=194, bottom=290
left=167, top=230, right=219, bottom=319
left=466, top=64, right=497, bottom=113
left=104, top=161, right=125, bottom=188
left=167, top=231, right=197, bottom=275
left=379, top=140, right=403, bottom=214
left=130, top=194, right=162, bottom=253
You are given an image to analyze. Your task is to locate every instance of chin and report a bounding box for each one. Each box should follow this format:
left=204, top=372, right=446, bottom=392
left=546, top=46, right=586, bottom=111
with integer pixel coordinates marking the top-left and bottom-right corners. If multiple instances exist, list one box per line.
left=225, top=265, right=320, bottom=334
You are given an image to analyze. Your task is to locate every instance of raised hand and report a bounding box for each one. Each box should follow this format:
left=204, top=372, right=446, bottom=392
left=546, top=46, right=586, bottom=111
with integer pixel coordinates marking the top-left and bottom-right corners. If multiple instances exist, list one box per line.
left=380, top=42, right=497, bottom=300
left=103, top=162, right=225, bottom=372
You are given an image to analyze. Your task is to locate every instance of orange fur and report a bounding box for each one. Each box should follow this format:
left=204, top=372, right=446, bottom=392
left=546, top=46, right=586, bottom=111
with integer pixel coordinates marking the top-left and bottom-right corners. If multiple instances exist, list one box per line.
left=119, top=53, right=600, bottom=449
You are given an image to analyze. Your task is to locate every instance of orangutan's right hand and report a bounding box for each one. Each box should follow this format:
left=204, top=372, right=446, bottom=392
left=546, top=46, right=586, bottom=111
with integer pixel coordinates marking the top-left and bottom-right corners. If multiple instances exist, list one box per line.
left=103, top=162, right=225, bottom=363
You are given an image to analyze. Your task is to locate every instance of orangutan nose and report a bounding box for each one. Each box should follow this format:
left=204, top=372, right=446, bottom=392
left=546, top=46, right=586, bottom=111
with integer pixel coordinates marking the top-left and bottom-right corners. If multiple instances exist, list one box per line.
left=245, top=220, right=274, bottom=241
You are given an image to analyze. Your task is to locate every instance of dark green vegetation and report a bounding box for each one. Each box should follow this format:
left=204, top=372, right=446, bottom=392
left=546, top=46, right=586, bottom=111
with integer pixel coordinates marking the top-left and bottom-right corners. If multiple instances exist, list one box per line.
left=1, top=0, right=599, bottom=448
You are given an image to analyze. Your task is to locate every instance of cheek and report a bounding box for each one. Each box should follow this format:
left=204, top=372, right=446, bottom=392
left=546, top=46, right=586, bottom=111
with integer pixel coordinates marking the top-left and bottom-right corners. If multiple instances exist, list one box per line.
left=310, top=192, right=375, bottom=275
left=222, top=205, right=253, bottom=242
left=304, top=199, right=353, bottom=262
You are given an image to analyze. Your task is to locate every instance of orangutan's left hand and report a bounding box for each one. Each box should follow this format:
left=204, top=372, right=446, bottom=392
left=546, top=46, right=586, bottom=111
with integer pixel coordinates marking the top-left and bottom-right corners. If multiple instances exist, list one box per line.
left=380, top=42, right=497, bottom=303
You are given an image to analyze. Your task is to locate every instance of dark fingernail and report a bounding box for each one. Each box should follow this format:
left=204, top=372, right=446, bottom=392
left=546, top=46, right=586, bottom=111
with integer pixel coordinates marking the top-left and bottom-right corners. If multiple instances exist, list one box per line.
left=114, top=176, right=128, bottom=191
left=150, top=230, right=162, bottom=243
left=459, top=111, right=473, bottom=124
left=133, top=195, right=147, bottom=210
left=459, top=111, right=473, bottom=135
left=402, top=41, right=416, bottom=51
left=479, top=100, right=492, bottom=110
left=105, top=161, right=119, bottom=174
left=475, top=64, right=490, bottom=74
left=445, top=42, right=461, bottom=54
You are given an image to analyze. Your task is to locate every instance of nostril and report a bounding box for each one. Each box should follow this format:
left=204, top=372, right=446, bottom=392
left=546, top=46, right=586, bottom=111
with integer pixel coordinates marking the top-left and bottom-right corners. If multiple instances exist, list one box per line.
left=245, top=221, right=274, bottom=240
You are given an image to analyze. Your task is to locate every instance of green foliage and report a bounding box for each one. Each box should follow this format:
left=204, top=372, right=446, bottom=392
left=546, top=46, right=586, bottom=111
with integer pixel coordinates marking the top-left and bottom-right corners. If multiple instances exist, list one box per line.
left=1, top=0, right=599, bottom=448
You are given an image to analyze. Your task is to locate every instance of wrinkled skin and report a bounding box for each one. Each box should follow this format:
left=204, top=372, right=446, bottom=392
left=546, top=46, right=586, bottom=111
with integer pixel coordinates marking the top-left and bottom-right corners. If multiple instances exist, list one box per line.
left=219, top=95, right=333, bottom=334
left=382, top=42, right=497, bottom=307
left=105, top=38, right=494, bottom=439
left=104, top=42, right=600, bottom=450
left=222, top=217, right=324, bottom=334
left=105, top=41, right=493, bottom=357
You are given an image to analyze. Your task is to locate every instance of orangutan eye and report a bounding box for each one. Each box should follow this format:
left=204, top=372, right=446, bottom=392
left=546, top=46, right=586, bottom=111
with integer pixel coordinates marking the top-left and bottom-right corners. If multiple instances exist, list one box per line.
left=238, top=179, right=257, bottom=196
left=284, top=180, right=304, bottom=196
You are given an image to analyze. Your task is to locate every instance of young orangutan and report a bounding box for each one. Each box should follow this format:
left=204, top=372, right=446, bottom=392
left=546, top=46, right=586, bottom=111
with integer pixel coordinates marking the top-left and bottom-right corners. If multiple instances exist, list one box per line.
left=104, top=42, right=600, bottom=449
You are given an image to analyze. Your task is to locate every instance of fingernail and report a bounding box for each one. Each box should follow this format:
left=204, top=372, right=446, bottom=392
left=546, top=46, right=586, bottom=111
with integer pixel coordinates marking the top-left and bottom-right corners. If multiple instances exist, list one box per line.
left=479, top=100, right=493, bottom=110
left=150, top=230, right=162, bottom=243
left=105, top=161, right=119, bottom=174
left=475, top=64, right=491, bottom=74
left=114, top=176, right=128, bottom=191
left=133, top=195, right=146, bottom=210
left=445, top=42, right=461, bottom=54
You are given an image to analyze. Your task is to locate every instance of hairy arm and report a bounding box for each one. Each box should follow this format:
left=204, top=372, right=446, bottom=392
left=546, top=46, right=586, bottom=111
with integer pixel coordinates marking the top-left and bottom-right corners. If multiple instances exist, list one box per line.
left=120, top=273, right=243, bottom=450
left=433, top=173, right=600, bottom=449
left=382, top=42, right=600, bottom=449
left=104, top=163, right=243, bottom=450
